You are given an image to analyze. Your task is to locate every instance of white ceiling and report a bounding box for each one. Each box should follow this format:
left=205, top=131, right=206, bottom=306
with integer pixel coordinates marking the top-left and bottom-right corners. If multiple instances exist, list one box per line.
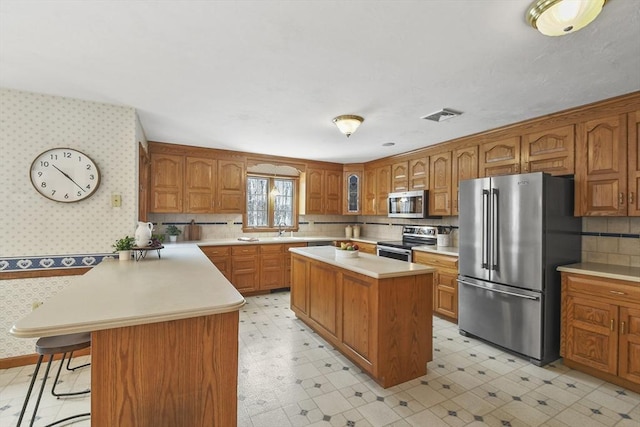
left=1, top=1, right=639, bottom=163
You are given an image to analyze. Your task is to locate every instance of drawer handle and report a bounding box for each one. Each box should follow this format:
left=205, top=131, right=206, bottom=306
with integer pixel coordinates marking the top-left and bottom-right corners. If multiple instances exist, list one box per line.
left=609, top=290, right=626, bottom=295
left=630, top=192, right=635, bottom=204
left=619, top=192, right=625, bottom=206
left=610, top=319, right=614, bottom=331
left=621, top=321, right=626, bottom=335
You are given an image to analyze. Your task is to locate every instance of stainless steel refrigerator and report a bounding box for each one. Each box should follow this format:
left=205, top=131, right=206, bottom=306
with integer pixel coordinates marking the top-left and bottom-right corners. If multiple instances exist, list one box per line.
left=458, top=172, right=581, bottom=366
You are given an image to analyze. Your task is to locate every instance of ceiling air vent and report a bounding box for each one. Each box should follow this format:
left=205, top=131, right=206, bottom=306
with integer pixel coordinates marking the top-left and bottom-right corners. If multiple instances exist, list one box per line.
left=421, top=108, right=463, bottom=122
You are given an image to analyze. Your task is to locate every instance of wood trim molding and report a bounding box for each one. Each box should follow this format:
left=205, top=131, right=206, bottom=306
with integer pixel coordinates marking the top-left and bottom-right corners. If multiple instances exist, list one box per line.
left=0, top=347, right=91, bottom=369
left=0, top=268, right=91, bottom=280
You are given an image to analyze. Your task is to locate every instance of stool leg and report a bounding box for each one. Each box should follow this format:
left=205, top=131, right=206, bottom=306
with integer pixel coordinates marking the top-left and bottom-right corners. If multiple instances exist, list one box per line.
left=28, top=354, right=54, bottom=427
left=16, top=355, right=43, bottom=427
left=65, top=351, right=90, bottom=372
left=51, top=352, right=90, bottom=398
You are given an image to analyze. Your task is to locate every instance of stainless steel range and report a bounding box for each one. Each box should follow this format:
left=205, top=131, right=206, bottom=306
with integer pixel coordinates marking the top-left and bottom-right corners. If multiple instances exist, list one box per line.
left=377, top=225, right=437, bottom=262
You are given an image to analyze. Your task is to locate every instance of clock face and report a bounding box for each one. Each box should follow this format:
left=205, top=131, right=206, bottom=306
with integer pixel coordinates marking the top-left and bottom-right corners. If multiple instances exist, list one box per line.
left=30, top=148, right=101, bottom=203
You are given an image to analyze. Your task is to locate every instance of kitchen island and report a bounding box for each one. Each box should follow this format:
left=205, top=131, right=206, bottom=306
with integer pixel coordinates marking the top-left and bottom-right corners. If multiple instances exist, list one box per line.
left=10, top=244, right=245, bottom=427
left=289, top=246, right=435, bottom=388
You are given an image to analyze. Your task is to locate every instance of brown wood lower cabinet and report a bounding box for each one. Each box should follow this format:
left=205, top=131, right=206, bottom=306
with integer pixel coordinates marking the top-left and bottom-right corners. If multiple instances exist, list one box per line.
left=561, top=272, right=640, bottom=393
left=290, top=252, right=433, bottom=388
left=200, top=243, right=307, bottom=294
left=413, top=251, right=459, bottom=322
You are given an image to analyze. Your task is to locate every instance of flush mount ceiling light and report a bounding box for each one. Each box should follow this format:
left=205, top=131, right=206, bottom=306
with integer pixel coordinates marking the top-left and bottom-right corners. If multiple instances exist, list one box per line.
left=526, top=0, right=607, bottom=36
left=332, top=115, right=364, bottom=137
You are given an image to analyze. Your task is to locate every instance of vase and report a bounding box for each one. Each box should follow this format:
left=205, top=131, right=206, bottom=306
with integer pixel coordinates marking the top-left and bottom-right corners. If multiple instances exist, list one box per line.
left=135, top=221, right=153, bottom=247
left=119, top=250, right=132, bottom=261
left=169, top=235, right=177, bottom=243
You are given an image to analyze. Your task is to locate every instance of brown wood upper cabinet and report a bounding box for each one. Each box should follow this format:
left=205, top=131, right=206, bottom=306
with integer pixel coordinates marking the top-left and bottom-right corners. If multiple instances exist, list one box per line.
left=521, top=124, right=575, bottom=176
left=478, top=136, right=521, bottom=177
left=376, top=165, right=392, bottom=215
left=628, top=110, right=640, bottom=216
left=452, top=146, right=478, bottom=216
left=409, top=156, right=429, bottom=191
left=150, top=151, right=245, bottom=214
left=392, top=161, right=409, bottom=192
left=574, top=113, right=633, bottom=216
left=429, top=151, right=452, bottom=216
left=305, top=167, right=342, bottom=215
left=363, top=167, right=377, bottom=215
left=150, top=153, right=184, bottom=213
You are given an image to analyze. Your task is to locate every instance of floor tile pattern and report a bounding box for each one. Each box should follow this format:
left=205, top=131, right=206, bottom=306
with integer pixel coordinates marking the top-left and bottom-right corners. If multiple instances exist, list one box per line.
left=1, top=290, right=639, bottom=426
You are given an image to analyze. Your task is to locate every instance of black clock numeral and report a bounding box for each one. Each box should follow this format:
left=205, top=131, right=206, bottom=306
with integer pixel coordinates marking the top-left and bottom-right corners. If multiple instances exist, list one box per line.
left=51, top=190, right=56, bottom=196
left=86, top=164, right=92, bottom=170
left=40, top=182, right=46, bottom=188
left=86, top=184, right=91, bottom=190
left=64, top=193, right=69, bottom=199
left=37, top=172, right=42, bottom=177
left=63, top=152, right=71, bottom=158
left=50, top=154, right=58, bottom=160
left=40, top=161, right=49, bottom=167
left=89, top=174, right=95, bottom=180
left=77, top=191, right=82, bottom=196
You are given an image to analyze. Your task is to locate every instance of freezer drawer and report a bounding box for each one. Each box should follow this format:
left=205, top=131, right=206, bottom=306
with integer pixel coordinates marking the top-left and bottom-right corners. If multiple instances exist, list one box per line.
left=458, top=277, right=543, bottom=362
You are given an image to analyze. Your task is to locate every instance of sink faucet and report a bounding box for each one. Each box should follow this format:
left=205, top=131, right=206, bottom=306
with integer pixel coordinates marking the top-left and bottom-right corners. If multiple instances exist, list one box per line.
left=278, top=222, right=286, bottom=237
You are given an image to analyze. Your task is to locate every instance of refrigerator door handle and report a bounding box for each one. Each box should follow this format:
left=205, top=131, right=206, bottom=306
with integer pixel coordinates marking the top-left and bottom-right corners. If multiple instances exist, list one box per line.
left=491, top=188, right=499, bottom=271
left=482, top=189, right=489, bottom=269
left=458, top=279, right=540, bottom=300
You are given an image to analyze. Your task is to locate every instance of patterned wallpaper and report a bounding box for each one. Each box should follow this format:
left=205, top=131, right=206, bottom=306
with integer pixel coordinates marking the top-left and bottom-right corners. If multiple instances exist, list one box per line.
left=0, top=88, right=141, bottom=358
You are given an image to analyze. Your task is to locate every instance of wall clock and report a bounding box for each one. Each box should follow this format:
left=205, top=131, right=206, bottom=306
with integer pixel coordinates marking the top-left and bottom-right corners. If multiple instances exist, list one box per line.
left=30, top=147, right=101, bottom=203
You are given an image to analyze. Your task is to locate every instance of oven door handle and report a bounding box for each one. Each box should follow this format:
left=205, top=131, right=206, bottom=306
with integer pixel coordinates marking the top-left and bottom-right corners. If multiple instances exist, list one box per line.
left=377, top=246, right=412, bottom=256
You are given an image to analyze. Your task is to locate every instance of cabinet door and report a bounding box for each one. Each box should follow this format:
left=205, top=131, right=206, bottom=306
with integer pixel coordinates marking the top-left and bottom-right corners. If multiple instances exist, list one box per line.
left=284, top=243, right=307, bottom=287
left=409, top=157, right=429, bottom=191
left=261, top=253, right=284, bottom=290
left=231, top=246, right=258, bottom=293
left=342, top=273, right=375, bottom=364
left=628, top=110, right=640, bottom=216
left=185, top=157, right=216, bottom=213
left=290, top=255, right=308, bottom=314
left=308, top=262, right=340, bottom=337
left=325, top=169, right=343, bottom=215
left=452, top=146, right=478, bottom=215
left=429, top=151, right=452, bottom=216
left=344, top=171, right=362, bottom=215
left=575, top=114, right=628, bottom=216
left=217, top=160, right=244, bottom=213
left=150, top=153, right=183, bottom=213
left=363, top=168, right=377, bottom=215
left=392, top=161, right=409, bottom=192
left=138, top=146, right=150, bottom=221
left=434, top=270, right=458, bottom=320
left=376, top=165, right=391, bottom=215
left=618, top=306, right=640, bottom=384
left=564, top=295, right=618, bottom=375
left=479, top=136, right=521, bottom=177
left=618, top=305, right=640, bottom=384
left=305, top=168, right=324, bottom=214
left=521, top=124, right=575, bottom=176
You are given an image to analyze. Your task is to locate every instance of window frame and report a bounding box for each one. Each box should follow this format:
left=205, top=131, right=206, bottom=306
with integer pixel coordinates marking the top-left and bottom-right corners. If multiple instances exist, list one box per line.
left=243, top=174, right=299, bottom=232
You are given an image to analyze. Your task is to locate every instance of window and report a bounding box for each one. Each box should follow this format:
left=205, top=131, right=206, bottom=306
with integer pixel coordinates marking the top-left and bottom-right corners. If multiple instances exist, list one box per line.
left=245, top=175, right=297, bottom=230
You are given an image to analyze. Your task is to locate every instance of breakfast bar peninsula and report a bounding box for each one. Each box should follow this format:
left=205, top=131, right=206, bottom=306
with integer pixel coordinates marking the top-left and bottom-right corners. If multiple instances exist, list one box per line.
left=289, top=246, right=435, bottom=388
left=10, top=245, right=245, bottom=427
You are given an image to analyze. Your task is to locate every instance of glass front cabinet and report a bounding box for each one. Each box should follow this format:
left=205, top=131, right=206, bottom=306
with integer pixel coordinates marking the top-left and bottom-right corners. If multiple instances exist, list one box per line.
left=344, top=170, right=362, bottom=214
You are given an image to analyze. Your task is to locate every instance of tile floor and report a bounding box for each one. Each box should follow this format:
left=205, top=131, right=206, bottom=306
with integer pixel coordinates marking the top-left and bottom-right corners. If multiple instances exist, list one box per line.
left=1, top=290, right=639, bottom=426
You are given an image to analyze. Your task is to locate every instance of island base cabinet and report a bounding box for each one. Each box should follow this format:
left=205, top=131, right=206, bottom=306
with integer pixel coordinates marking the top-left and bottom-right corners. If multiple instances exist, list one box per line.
left=91, top=312, right=239, bottom=427
left=290, top=253, right=433, bottom=388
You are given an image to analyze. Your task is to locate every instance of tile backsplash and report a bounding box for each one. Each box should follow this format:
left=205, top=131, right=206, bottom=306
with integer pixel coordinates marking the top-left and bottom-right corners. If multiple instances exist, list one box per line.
left=581, top=217, right=640, bottom=267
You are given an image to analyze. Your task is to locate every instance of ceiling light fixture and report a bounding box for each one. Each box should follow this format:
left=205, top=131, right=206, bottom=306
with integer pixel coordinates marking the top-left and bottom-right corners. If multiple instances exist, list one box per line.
left=526, top=0, right=607, bottom=36
left=332, top=115, right=364, bottom=137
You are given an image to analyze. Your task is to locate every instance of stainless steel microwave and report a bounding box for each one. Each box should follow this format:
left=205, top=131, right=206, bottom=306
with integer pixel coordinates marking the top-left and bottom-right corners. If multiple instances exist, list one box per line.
left=387, top=190, right=428, bottom=218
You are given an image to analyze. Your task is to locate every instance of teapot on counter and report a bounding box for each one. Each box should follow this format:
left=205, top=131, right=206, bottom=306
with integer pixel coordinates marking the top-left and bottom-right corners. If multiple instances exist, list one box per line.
left=135, top=221, right=154, bottom=247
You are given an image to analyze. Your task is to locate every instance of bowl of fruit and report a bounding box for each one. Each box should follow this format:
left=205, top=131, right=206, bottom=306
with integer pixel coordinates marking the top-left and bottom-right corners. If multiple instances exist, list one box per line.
left=335, top=242, right=360, bottom=258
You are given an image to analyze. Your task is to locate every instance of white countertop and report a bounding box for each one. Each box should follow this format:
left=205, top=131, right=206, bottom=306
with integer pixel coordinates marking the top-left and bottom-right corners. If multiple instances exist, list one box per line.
left=10, top=245, right=246, bottom=338
left=195, top=236, right=342, bottom=246
left=412, top=245, right=459, bottom=257
left=289, top=246, right=435, bottom=279
left=557, top=262, right=640, bottom=283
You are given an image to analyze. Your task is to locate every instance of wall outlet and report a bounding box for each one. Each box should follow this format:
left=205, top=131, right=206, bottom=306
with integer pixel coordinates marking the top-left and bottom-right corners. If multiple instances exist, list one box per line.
left=32, top=301, right=43, bottom=311
left=111, top=194, right=122, bottom=207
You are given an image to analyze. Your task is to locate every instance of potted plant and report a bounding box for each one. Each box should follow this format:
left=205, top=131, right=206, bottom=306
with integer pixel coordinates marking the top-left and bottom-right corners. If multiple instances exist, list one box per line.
left=113, top=236, right=135, bottom=261
left=165, top=224, right=181, bottom=243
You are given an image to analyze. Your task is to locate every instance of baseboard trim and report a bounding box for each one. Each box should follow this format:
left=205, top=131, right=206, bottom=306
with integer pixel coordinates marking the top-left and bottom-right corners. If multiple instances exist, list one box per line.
left=0, top=347, right=91, bottom=369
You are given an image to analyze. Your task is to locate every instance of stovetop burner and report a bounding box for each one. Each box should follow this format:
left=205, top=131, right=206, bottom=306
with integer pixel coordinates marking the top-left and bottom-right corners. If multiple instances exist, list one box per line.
left=377, top=225, right=438, bottom=249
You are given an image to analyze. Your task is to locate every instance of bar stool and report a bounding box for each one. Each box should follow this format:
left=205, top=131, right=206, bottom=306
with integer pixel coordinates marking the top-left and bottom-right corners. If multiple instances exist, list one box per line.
left=17, top=332, right=91, bottom=427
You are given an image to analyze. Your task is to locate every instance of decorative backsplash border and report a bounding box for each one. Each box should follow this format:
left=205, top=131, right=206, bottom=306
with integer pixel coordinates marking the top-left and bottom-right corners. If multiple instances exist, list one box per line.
left=0, top=253, right=114, bottom=273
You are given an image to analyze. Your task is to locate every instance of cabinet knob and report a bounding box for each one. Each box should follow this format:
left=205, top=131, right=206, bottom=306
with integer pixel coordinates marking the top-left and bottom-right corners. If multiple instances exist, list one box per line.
left=619, top=192, right=625, bottom=206
left=630, top=192, right=635, bottom=204
left=610, top=319, right=615, bottom=331
left=609, top=290, right=626, bottom=296
left=621, top=321, right=626, bottom=335
left=523, top=162, right=529, bottom=172
left=514, top=164, right=520, bottom=173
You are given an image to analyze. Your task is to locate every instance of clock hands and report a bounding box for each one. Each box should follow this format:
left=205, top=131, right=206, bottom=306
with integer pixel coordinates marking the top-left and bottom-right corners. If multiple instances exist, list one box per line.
left=52, top=164, right=86, bottom=193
